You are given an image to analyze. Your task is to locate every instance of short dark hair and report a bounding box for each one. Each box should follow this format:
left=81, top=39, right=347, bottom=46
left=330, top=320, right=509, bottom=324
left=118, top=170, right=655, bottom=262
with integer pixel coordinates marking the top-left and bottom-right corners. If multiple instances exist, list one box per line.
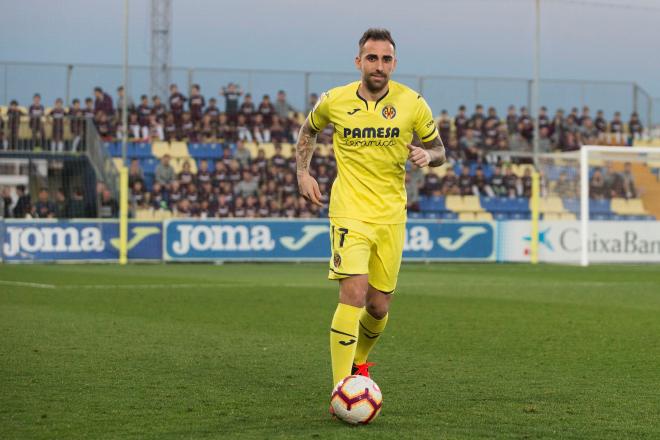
left=94, top=87, right=102, bottom=93
left=358, top=28, right=395, bottom=52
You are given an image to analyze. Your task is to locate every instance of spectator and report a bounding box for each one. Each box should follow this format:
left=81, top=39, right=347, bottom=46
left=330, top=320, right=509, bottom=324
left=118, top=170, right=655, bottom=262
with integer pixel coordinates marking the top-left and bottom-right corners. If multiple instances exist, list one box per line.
left=68, top=99, right=84, bottom=151
left=258, top=94, right=275, bottom=127
left=234, top=170, right=259, bottom=198
left=204, top=97, right=221, bottom=121
left=454, top=105, right=469, bottom=142
left=130, top=181, right=146, bottom=208
left=227, top=160, right=243, bottom=184
left=148, top=114, right=164, bottom=141
left=594, top=110, right=607, bottom=134
left=168, top=83, right=187, bottom=125
left=168, top=181, right=183, bottom=208
left=128, top=159, right=145, bottom=188
left=578, top=105, right=590, bottom=126
left=55, top=188, right=67, bottom=217
left=459, top=128, right=482, bottom=162
left=33, top=188, right=57, bottom=218
left=180, top=112, right=195, bottom=141
left=589, top=167, right=607, bottom=199
left=538, top=106, right=550, bottom=132
left=610, top=111, right=623, bottom=134
left=155, top=154, right=176, bottom=188
left=215, top=194, right=232, bottom=218
left=152, top=95, right=167, bottom=122
left=437, top=110, right=452, bottom=152
left=94, top=87, right=114, bottom=116
left=116, top=86, right=135, bottom=117
left=234, top=140, right=252, bottom=168
left=236, top=114, right=253, bottom=142
left=7, top=100, right=23, bottom=150
left=506, top=105, right=518, bottom=135
left=196, top=159, right=212, bottom=185
left=137, top=95, right=152, bottom=128
left=274, top=90, right=297, bottom=120
left=538, top=126, right=552, bottom=153
left=503, top=166, right=520, bottom=197
left=99, top=189, right=118, bottom=218
left=457, top=165, right=473, bottom=196
left=521, top=168, right=533, bottom=198
left=252, top=113, right=269, bottom=143
left=178, top=160, right=195, bottom=185
left=212, top=161, right=227, bottom=188
left=233, top=196, right=247, bottom=217
left=440, top=167, right=459, bottom=195
left=95, top=111, right=113, bottom=139
left=306, top=93, right=319, bottom=114
left=66, top=188, right=87, bottom=218
left=470, top=104, right=485, bottom=128
left=509, top=122, right=531, bottom=153
left=217, top=113, right=234, bottom=142
left=49, top=98, right=66, bottom=152
left=489, top=166, right=507, bottom=198
left=240, top=93, right=256, bottom=120
left=1, top=187, right=12, bottom=217
left=221, top=83, right=243, bottom=120
left=29, top=93, right=45, bottom=148
left=554, top=172, right=576, bottom=199
left=149, top=182, right=168, bottom=210
left=189, top=84, right=205, bottom=123
left=164, top=114, right=177, bottom=141
left=621, top=162, right=637, bottom=199
left=472, top=167, right=493, bottom=197
left=628, top=112, right=643, bottom=138
left=270, top=115, right=286, bottom=143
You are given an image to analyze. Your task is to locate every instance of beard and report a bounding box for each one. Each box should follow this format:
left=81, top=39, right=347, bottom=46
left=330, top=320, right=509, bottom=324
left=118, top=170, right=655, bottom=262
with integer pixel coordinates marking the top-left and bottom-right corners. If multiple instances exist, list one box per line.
left=363, top=73, right=389, bottom=94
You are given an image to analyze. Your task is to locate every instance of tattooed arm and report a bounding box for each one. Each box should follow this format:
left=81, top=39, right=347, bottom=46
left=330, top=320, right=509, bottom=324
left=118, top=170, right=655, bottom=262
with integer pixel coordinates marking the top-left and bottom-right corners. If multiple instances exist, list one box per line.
left=407, top=135, right=446, bottom=168
left=296, top=117, right=323, bottom=206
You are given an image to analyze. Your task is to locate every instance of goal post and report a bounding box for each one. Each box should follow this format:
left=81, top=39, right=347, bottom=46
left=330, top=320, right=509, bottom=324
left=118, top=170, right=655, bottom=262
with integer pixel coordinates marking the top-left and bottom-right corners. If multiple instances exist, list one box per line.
left=579, top=145, right=660, bottom=266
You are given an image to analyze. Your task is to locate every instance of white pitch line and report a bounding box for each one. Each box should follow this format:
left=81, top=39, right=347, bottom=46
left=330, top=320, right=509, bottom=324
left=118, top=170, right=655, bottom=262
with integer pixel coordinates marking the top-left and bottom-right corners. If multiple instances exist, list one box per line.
left=0, top=280, right=56, bottom=289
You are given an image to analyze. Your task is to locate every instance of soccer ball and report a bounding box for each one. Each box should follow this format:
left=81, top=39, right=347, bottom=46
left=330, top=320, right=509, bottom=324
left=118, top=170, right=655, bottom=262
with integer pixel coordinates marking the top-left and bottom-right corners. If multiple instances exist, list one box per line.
left=330, top=375, right=383, bottom=424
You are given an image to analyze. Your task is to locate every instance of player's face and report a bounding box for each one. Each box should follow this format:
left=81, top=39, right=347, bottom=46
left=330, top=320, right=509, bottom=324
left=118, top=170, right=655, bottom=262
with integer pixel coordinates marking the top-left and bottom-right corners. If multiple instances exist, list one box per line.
left=355, top=40, right=396, bottom=93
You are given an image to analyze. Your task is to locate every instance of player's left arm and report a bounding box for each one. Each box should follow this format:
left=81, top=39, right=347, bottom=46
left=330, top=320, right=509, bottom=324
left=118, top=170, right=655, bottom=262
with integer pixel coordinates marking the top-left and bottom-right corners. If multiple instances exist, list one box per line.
left=408, top=135, right=446, bottom=168
left=409, top=96, right=446, bottom=168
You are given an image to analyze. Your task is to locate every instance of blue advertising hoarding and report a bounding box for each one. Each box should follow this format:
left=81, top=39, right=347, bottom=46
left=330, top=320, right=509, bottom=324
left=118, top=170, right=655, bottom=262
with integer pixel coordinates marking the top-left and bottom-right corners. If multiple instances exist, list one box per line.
left=163, top=219, right=495, bottom=262
left=2, top=220, right=162, bottom=262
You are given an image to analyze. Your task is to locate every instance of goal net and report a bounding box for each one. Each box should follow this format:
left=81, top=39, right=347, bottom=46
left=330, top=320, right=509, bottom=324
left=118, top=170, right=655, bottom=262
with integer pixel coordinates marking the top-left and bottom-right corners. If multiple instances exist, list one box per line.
left=531, top=146, right=660, bottom=266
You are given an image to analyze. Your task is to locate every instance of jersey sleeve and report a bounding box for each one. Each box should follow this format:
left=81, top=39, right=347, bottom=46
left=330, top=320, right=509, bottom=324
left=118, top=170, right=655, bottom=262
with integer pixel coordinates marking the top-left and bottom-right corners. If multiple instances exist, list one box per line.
left=413, top=96, right=438, bottom=142
left=308, top=91, right=331, bottom=132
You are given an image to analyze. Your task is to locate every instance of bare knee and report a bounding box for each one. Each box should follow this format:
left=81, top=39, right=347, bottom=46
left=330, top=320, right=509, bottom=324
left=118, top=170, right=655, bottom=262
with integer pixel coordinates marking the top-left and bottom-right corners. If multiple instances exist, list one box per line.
left=339, top=275, right=369, bottom=307
left=365, top=286, right=391, bottom=319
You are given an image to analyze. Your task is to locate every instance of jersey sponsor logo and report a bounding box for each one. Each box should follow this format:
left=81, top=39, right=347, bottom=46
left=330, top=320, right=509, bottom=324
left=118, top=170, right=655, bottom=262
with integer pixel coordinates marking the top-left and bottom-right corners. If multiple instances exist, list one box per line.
left=381, top=104, right=396, bottom=120
left=347, top=108, right=361, bottom=115
left=342, top=126, right=401, bottom=147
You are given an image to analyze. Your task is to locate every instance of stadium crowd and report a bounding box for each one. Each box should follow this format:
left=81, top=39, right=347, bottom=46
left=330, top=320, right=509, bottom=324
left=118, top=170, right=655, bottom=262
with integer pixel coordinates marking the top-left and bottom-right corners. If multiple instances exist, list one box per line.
left=0, top=83, right=645, bottom=218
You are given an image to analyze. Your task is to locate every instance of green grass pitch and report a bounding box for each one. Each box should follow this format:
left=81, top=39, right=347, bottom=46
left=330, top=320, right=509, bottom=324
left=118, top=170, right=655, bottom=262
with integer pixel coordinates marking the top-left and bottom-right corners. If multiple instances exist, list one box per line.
left=1, top=263, right=659, bottom=439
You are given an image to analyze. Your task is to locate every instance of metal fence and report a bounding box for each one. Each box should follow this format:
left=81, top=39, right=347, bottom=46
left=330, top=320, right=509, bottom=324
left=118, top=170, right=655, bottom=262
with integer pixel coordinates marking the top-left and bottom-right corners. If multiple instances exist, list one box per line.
left=1, top=61, right=657, bottom=127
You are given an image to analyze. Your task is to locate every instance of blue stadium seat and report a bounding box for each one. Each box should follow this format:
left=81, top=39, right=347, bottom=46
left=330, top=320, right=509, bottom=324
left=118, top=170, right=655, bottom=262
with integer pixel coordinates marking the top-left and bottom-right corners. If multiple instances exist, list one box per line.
left=440, top=212, right=458, bottom=220
left=140, top=157, right=159, bottom=174
left=419, top=195, right=446, bottom=212
left=589, top=199, right=611, bottom=214
left=408, top=211, right=423, bottom=219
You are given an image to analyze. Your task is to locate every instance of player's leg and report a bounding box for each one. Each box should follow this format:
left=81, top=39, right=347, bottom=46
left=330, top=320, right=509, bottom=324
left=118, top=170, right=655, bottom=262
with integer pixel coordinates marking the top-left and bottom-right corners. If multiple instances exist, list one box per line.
left=354, top=285, right=391, bottom=366
left=328, top=218, right=372, bottom=386
left=355, top=222, right=405, bottom=368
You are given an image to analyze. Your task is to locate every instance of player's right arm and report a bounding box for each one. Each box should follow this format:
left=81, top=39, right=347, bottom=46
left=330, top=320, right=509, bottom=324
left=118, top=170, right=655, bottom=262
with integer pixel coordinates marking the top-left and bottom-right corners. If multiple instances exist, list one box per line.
left=295, top=117, right=323, bottom=206
left=296, top=91, right=331, bottom=207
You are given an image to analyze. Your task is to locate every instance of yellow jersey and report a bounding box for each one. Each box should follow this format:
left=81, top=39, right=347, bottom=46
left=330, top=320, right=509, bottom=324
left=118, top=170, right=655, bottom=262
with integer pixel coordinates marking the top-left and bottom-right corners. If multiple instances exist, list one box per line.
left=309, top=80, right=438, bottom=224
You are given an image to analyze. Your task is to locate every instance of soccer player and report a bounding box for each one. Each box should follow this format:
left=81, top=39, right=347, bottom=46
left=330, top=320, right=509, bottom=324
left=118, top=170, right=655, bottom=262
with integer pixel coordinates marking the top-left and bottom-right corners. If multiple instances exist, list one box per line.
left=295, top=29, right=446, bottom=392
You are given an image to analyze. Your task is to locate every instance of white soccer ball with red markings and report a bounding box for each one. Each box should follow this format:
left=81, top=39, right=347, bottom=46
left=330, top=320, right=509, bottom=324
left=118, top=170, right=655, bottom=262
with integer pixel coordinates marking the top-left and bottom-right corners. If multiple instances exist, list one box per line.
left=330, top=375, right=383, bottom=424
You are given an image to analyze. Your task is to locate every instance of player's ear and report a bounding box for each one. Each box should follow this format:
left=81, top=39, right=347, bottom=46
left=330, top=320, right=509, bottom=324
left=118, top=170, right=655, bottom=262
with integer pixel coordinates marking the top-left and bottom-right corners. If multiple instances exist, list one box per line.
left=354, top=55, right=361, bottom=71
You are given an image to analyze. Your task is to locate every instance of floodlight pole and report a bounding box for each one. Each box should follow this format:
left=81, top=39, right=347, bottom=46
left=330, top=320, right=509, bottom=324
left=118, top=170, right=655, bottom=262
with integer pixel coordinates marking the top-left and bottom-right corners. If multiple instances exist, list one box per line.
left=532, top=0, right=540, bottom=166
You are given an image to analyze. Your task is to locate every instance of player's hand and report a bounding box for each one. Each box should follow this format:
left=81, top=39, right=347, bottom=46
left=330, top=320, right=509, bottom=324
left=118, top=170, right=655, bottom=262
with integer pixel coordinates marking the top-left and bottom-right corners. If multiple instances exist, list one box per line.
left=297, top=172, right=323, bottom=207
left=407, top=144, right=432, bottom=167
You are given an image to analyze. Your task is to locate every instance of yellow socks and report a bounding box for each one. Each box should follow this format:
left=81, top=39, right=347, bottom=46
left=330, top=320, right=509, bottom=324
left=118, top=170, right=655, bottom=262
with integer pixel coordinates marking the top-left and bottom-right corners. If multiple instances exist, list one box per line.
left=330, top=303, right=362, bottom=386
left=354, top=309, right=388, bottom=365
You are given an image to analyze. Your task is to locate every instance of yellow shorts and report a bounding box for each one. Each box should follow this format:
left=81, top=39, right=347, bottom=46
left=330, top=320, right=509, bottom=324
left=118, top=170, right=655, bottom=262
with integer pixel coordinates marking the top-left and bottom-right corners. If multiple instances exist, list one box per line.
left=327, top=217, right=405, bottom=294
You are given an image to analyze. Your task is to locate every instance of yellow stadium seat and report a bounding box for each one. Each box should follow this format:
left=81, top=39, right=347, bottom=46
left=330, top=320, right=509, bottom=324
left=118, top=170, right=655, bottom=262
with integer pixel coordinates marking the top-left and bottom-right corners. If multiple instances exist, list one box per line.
left=135, top=209, right=153, bottom=220
left=0, top=106, right=7, bottom=116
left=151, top=141, right=170, bottom=158
left=259, top=142, right=276, bottom=159
left=445, top=195, right=464, bottom=212
left=458, top=212, right=475, bottom=221
left=169, top=141, right=189, bottom=158
left=462, top=195, right=483, bottom=212
left=474, top=211, right=493, bottom=221
left=538, top=196, right=565, bottom=214
left=171, top=158, right=197, bottom=174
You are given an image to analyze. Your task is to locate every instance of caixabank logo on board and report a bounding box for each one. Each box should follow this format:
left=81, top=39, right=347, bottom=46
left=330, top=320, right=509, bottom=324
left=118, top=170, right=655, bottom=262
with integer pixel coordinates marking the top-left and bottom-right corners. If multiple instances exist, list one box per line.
left=2, top=221, right=162, bottom=261
left=164, top=220, right=495, bottom=261
left=501, top=220, right=660, bottom=263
